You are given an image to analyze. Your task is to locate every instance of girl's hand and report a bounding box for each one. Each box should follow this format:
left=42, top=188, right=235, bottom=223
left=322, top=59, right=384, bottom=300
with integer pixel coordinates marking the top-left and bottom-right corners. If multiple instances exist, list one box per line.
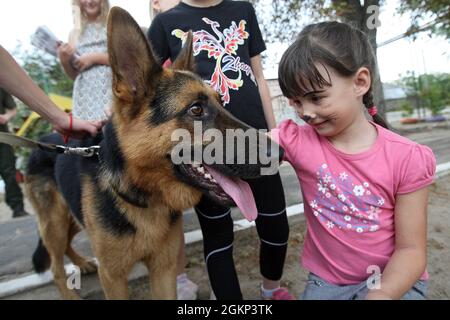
left=103, top=105, right=113, bottom=118
left=73, top=53, right=97, bottom=71
left=57, top=43, right=76, bottom=63
left=366, top=290, right=393, bottom=300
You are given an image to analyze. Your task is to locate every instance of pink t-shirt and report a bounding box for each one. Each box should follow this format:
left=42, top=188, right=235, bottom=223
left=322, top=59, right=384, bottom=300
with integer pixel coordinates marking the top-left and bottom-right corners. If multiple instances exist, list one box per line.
left=273, top=120, right=436, bottom=285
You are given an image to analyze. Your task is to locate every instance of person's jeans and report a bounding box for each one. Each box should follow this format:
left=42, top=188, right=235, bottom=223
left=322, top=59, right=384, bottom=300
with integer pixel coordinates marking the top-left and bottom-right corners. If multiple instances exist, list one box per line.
left=301, top=273, right=428, bottom=300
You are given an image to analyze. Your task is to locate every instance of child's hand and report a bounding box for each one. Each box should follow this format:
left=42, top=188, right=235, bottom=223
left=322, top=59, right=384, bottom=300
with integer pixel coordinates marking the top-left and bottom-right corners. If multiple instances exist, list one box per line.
left=57, top=43, right=76, bottom=63
left=103, top=105, right=113, bottom=119
left=73, top=53, right=97, bottom=71
left=365, top=290, right=393, bottom=300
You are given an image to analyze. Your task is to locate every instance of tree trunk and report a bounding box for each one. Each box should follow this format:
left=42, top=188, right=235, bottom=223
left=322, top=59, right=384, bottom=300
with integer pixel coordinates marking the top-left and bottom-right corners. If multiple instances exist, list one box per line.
left=333, top=0, right=388, bottom=121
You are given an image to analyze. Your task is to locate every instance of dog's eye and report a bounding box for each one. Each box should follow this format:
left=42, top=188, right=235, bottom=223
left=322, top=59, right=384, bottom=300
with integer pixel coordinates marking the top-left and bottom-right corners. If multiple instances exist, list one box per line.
left=189, top=104, right=204, bottom=117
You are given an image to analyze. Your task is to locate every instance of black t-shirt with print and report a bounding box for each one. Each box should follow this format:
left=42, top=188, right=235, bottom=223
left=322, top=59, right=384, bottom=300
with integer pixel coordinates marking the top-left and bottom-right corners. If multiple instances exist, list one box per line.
left=148, top=0, right=268, bottom=129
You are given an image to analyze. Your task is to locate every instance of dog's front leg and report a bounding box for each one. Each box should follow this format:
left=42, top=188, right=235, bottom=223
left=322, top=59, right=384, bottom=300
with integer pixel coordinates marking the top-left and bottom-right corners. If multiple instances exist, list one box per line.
left=97, top=260, right=133, bottom=300
left=145, top=218, right=182, bottom=299
left=148, top=262, right=178, bottom=300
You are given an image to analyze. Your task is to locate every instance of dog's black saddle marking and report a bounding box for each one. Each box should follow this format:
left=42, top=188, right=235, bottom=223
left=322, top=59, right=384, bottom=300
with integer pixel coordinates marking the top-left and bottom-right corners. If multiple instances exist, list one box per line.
left=92, top=177, right=137, bottom=236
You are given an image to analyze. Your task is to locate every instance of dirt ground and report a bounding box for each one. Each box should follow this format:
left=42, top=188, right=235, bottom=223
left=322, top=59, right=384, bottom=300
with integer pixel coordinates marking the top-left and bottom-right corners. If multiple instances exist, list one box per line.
left=109, top=174, right=450, bottom=300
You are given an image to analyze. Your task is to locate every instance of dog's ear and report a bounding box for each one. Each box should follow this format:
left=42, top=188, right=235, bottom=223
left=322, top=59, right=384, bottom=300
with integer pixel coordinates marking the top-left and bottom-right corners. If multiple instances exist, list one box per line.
left=171, top=31, right=195, bottom=72
left=107, top=7, right=162, bottom=103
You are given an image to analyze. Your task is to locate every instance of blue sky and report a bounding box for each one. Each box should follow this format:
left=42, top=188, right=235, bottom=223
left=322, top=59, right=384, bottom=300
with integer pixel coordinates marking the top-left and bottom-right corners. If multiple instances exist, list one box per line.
left=0, top=0, right=449, bottom=83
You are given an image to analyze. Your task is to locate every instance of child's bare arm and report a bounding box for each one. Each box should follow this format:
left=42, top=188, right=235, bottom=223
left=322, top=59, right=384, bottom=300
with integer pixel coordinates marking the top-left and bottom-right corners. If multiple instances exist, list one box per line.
left=366, top=187, right=428, bottom=300
left=73, top=52, right=109, bottom=71
left=250, top=54, right=277, bottom=130
left=58, top=42, right=79, bottom=80
left=57, top=30, right=79, bottom=80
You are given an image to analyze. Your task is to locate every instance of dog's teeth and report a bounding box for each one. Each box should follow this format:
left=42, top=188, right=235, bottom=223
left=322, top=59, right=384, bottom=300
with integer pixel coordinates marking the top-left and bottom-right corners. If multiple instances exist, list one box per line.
left=205, top=174, right=212, bottom=180
left=212, top=179, right=217, bottom=183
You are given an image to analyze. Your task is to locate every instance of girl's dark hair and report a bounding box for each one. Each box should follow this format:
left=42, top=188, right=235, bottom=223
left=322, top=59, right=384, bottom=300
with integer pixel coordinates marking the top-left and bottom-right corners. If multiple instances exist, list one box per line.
left=278, top=21, right=388, bottom=128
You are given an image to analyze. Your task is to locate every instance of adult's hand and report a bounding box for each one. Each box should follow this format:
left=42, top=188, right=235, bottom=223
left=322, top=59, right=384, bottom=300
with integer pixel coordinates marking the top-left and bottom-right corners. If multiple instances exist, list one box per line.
left=52, top=113, right=105, bottom=139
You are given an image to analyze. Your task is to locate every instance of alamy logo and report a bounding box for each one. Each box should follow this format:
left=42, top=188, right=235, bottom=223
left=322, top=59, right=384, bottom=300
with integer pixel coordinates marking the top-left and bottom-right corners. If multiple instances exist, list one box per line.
left=66, top=266, right=81, bottom=290
left=170, top=121, right=281, bottom=175
left=366, top=265, right=381, bottom=290
left=366, top=5, right=381, bottom=30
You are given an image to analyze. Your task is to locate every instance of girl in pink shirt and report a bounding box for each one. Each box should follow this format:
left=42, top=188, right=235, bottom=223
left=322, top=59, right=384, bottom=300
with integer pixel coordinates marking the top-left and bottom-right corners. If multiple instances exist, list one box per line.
left=272, top=21, right=436, bottom=300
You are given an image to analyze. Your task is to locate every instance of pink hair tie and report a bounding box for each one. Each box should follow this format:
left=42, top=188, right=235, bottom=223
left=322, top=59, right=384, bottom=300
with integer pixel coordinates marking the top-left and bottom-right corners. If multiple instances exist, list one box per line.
left=368, top=106, right=378, bottom=116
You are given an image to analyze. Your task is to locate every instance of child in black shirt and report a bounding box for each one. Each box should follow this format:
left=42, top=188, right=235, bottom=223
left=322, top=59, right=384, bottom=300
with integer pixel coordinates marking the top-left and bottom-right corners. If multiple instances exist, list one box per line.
left=148, top=0, right=292, bottom=300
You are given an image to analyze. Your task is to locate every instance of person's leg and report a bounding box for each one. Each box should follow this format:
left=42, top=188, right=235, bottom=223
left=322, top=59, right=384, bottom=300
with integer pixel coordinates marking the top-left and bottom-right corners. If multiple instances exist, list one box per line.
left=301, top=273, right=364, bottom=300
left=0, top=143, right=27, bottom=218
left=400, top=280, right=428, bottom=300
left=302, top=273, right=428, bottom=300
left=195, top=195, right=242, bottom=300
left=250, top=173, right=292, bottom=299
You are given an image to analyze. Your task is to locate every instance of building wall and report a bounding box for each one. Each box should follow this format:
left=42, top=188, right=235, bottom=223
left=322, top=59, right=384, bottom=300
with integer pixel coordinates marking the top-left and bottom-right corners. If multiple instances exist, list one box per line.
left=385, top=96, right=420, bottom=112
left=267, top=78, right=304, bottom=125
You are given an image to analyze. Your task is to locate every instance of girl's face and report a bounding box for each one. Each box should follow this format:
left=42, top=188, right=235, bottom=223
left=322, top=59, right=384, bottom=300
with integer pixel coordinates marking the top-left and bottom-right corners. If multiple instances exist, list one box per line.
left=78, top=0, right=103, bottom=20
left=289, top=64, right=370, bottom=137
left=152, top=0, right=180, bottom=13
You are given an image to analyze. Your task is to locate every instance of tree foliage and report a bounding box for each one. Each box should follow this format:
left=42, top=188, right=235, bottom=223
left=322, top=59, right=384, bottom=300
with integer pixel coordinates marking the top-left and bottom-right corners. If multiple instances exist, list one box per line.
left=397, top=71, right=450, bottom=115
left=12, top=46, right=73, bottom=97
left=249, top=0, right=448, bottom=119
left=251, top=0, right=386, bottom=115
left=252, top=0, right=384, bottom=44
left=398, top=0, right=450, bottom=40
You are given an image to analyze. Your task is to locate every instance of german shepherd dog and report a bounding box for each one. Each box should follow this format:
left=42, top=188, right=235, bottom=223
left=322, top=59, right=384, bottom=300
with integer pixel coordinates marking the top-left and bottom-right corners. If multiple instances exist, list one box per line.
left=25, top=7, right=281, bottom=299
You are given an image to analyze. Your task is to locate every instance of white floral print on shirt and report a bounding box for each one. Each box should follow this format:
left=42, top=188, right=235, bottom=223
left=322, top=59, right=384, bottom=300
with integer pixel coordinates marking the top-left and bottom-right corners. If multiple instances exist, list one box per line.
left=309, top=163, right=384, bottom=233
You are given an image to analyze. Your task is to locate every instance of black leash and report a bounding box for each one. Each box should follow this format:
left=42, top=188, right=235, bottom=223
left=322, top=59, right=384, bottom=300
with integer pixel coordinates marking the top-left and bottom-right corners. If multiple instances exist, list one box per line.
left=0, top=132, right=100, bottom=158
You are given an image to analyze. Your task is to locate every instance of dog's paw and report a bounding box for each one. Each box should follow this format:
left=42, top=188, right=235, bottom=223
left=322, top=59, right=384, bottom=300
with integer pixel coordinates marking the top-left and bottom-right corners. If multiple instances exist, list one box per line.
left=62, top=291, right=82, bottom=300
left=78, top=259, right=98, bottom=274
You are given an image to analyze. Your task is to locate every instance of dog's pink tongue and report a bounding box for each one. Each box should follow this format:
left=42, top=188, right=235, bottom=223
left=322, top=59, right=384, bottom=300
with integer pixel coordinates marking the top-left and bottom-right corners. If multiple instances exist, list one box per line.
left=205, top=166, right=258, bottom=222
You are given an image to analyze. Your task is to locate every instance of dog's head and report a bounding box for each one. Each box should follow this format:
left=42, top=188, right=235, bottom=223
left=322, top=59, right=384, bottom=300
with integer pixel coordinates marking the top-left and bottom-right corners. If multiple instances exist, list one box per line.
left=107, top=7, right=283, bottom=220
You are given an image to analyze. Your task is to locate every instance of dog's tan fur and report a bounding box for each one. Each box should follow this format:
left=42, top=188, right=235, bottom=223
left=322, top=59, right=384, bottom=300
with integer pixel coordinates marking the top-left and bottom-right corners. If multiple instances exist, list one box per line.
left=25, top=8, right=209, bottom=300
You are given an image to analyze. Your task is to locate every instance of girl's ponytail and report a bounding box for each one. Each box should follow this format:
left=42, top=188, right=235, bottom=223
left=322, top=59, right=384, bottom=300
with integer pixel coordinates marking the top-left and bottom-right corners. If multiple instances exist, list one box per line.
left=363, top=90, right=389, bottom=129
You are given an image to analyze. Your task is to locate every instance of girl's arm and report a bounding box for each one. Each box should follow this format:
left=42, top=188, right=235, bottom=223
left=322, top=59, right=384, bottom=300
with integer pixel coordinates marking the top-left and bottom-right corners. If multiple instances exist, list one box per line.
left=366, top=187, right=429, bottom=300
left=73, top=52, right=109, bottom=71
left=58, top=43, right=79, bottom=80
left=58, top=32, right=79, bottom=80
left=250, top=54, right=277, bottom=130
